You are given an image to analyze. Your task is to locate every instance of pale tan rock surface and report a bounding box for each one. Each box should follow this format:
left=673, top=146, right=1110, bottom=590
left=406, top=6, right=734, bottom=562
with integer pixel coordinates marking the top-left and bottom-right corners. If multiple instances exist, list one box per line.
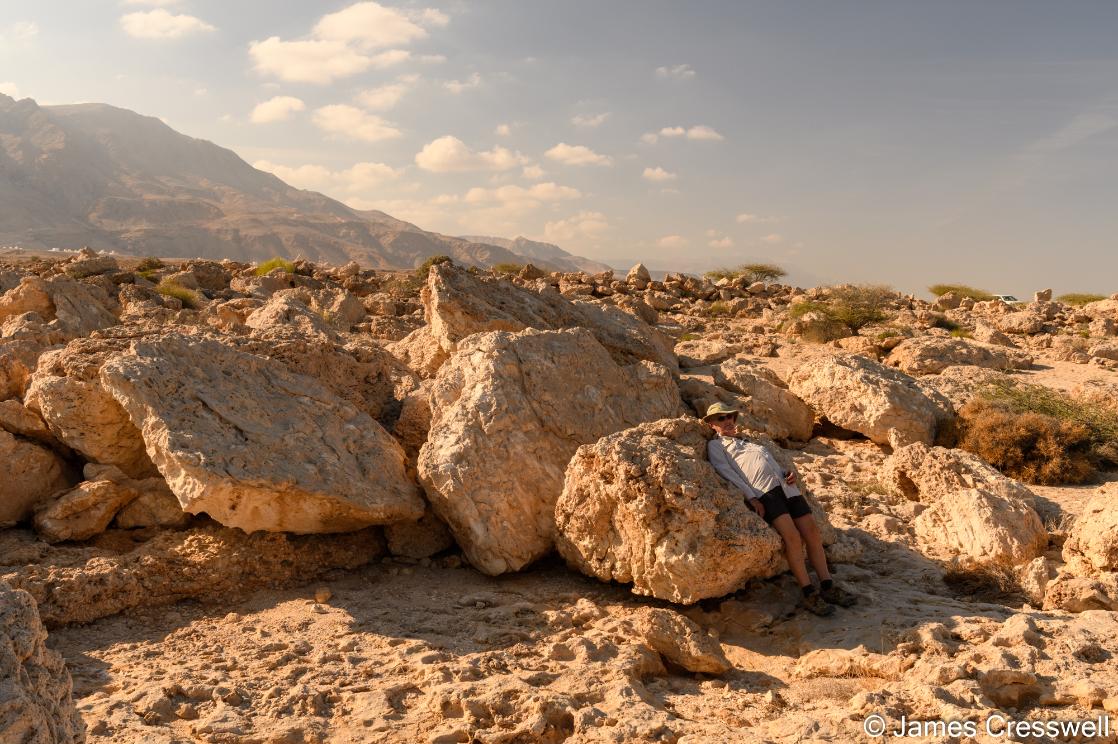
left=386, top=324, right=449, bottom=379
left=885, top=336, right=1032, bottom=376
left=418, top=328, right=681, bottom=575
left=555, top=418, right=783, bottom=603
left=0, top=430, right=72, bottom=527
left=100, top=334, right=424, bottom=533
left=712, top=357, right=814, bottom=441
left=884, top=442, right=1037, bottom=505
left=913, top=488, right=1048, bottom=566
left=384, top=508, right=455, bottom=559
left=1062, top=483, right=1118, bottom=574
left=787, top=353, right=951, bottom=446
left=0, top=399, right=58, bottom=445
left=0, top=581, right=84, bottom=744
left=3, top=526, right=386, bottom=627
left=32, top=464, right=174, bottom=542
left=112, top=485, right=188, bottom=529
left=423, top=263, right=678, bottom=372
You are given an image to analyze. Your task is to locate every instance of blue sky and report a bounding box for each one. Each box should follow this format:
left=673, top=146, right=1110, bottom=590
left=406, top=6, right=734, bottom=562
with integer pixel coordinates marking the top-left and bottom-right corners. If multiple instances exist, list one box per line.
left=2, top=1, right=1117, bottom=294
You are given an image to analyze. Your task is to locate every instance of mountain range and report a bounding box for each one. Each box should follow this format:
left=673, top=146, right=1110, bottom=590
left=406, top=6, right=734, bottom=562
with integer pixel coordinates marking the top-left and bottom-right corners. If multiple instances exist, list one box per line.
left=0, top=93, right=608, bottom=273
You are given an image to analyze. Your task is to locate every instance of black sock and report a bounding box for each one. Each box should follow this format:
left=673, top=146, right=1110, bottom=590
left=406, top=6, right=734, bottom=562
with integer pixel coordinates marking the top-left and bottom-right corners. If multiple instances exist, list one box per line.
left=801, top=585, right=816, bottom=597
left=821, top=579, right=833, bottom=591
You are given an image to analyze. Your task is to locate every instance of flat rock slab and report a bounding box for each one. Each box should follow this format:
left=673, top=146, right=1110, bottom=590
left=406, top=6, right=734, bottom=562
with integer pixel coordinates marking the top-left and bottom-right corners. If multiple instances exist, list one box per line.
left=100, top=333, right=423, bottom=533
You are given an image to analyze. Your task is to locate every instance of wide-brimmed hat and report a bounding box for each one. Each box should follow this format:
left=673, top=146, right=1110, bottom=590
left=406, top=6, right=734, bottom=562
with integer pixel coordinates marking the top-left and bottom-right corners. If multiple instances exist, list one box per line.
left=701, top=402, right=740, bottom=423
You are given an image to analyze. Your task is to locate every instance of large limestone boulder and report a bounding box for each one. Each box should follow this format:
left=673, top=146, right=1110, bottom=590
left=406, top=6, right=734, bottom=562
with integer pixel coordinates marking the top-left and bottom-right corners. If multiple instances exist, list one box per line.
left=25, top=337, right=157, bottom=478
left=914, top=488, right=1048, bottom=567
left=101, top=333, right=424, bottom=533
left=0, top=431, right=73, bottom=527
left=386, top=325, right=450, bottom=379
left=555, top=418, right=784, bottom=603
left=787, top=354, right=951, bottom=446
left=418, top=328, right=681, bottom=575
left=423, top=263, right=678, bottom=372
left=1063, top=484, right=1118, bottom=574
left=885, top=336, right=1032, bottom=376
left=712, top=358, right=814, bottom=441
left=0, top=581, right=84, bottom=743
left=883, top=443, right=1036, bottom=505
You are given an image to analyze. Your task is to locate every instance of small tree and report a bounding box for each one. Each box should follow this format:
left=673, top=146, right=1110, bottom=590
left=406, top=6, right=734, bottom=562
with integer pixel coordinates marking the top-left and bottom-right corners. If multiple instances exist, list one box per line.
left=740, top=263, right=787, bottom=283
left=826, top=284, right=896, bottom=332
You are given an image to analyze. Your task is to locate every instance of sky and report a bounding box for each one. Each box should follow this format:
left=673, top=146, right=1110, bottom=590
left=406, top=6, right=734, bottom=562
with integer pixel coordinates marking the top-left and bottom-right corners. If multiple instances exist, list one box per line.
left=2, top=1, right=1117, bottom=295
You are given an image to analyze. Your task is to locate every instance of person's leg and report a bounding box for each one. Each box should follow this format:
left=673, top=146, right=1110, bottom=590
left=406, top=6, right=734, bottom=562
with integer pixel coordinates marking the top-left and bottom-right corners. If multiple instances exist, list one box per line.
left=769, top=514, right=811, bottom=588
left=793, top=514, right=831, bottom=584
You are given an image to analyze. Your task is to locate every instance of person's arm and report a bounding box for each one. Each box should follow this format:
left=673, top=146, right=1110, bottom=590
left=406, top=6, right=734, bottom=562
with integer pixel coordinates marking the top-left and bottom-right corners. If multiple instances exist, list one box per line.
left=707, top=439, right=762, bottom=500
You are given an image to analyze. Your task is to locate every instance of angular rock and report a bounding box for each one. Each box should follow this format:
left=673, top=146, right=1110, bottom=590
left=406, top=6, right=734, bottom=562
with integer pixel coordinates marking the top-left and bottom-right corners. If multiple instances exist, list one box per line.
left=0, top=581, right=84, bottom=743
left=626, top=263, right=651, bottom=290
left=0, top=431, right=73, bottom=527
left=712, top=358, right=814, bottom=441
left=385, top=508, right=456, bottom=559
left=1063, top=483, right=1118, bottom=574
left=32, top=464, right=167, bottom=542
left=618, top=607, right=729, bottom=674
left=424, top=263, right=678, bottom=373
left=995, top=311, right=1045, bottom=335
left=0, top=399, right=58, bottom=447
left=387, top=325, right=450, bottom=379
left=555, top=418, right=783, bottom=603
left=787, top=354, right=951, bottom=446
left=418, top=328, right=681, bottom=575
left=101, top=334, right=424, bottom=533
left=885, top=336, right=1032, bottom=376
left=883, top=443, right=1037, bottom=505
left=915, top=365, right=1011, bottom=411
left=113, top=484, right=188, bottom=529
left=245, top=292, right=334, bottom=338
left=913, top=488, right=1047, bottom=567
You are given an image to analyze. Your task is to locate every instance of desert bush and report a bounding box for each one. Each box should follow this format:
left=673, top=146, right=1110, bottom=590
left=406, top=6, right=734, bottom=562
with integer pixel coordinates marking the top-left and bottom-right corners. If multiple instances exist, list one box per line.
left=824, top=284, right=895, bottom=332
left=704, top=301, right=732, bottom=317
left=930, top=314, right=960, bottom=332
left=1057, top=293, right=1107, bottom=306
left=254, top=257, right=296, bottom=276
left=415, top=254, right=452, bottom=278
left=942, top=564, right=1026, bottom=605
left=928, top=284, right=993, bottom=301
left=490, top=262, right=523, bottom=275
left=156, top=280, right=202, bottom=310
left=955, top=380, right=1118, bottom=484
left=135, top=256, right=165, bottom=272
left=950, top=328, right=973, bottom=339
left=704, top=263, right=786, bottom=284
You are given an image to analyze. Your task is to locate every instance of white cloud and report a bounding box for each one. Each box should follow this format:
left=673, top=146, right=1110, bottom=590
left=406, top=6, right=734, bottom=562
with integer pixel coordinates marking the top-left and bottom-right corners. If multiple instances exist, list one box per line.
left=418, top=53, right=446, bottom=64
left=1, top=21, right=39, bottom=44
left=657, top=234, right=688, bottom=249
left=254, top=160, right=402, bottom=198
left=543, top=211, right=609, bottom=243
left=657, top=125, right=724, bottom=141
left=736, top=213, right=779, bottom=224
left=639, top=132, right=659, bottom=145
left=521, top=164, right=545, bottom=180
left=464, top=182, right=581, bottom=205
left=706, top=231, right=733, bottom=249
left=313, top=105, right=402, bottom=142
left=120, top=9, right=214, bottom=39
left=414, top=135, right=525, bottom=172
left=0, top=82, right=19, bottom=98
left=495, top=123, right=512, bottom=136
left=544, top=142, right=612, bottom=166
left=250, top=3, right=445, bottom=84
left=356, top=74, right=418, bottom=111
left=655, top=64, right=695, bottom=80
left=250, top=96, right=305, bottom=123
left=761, top=233, right=784, bottom=244
left=572, top=112, right=609, bottom=128
left=642, top=166, right=676, bottom=182
left=444, top=72, right=481, bottom=94
left=313, top=2, right=433, bottom=49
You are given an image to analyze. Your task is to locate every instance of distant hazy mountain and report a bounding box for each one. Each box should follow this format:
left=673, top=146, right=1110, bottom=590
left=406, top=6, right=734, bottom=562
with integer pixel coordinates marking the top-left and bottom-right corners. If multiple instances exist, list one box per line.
left=0, top=93, right=602, bottom=271
left=459, top=235, right=612, bottom=274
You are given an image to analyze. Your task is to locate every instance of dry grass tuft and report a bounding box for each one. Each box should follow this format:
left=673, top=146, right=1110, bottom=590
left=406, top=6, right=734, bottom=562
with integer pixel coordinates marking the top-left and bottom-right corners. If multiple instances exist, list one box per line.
left=1057, top=292, right=1107, bottom=306
left=942, top=564, right=1026, bottom=605
left=254, top=257, right=296, bottom=276
left=155, top=280, right=202, bottom=310
left=928, top=284, right=993, bottom=301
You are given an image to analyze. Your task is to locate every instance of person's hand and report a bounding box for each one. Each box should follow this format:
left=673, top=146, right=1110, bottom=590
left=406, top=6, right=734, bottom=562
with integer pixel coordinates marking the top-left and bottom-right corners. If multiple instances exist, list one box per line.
left=749, top=498, right=765, bottom=518
left=784, top=470, right=797, bottom=486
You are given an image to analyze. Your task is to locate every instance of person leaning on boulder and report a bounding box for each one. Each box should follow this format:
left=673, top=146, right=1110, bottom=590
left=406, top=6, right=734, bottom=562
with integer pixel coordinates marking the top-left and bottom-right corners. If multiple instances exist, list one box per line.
left=702, top=402, right=856, bottom=616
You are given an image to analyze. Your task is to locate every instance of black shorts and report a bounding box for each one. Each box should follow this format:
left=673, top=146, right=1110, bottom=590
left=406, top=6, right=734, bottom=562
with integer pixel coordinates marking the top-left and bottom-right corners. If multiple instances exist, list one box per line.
left=756, top=486, right=812, bottom=525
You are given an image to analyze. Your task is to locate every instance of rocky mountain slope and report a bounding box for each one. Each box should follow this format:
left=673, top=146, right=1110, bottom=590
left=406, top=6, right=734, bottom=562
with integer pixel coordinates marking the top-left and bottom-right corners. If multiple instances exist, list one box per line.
left=460, top=234, right=612, bottom=274
left=0, top=94, right=600, bottom=272
left=2, top=252, right=1118, bottom=742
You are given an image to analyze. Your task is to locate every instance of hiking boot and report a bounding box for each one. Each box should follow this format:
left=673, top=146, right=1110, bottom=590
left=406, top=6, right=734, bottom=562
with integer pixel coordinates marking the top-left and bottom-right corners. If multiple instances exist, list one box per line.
left=821, top=583, right=858, bottom=608
left=799, top=591, right=835, bottom=617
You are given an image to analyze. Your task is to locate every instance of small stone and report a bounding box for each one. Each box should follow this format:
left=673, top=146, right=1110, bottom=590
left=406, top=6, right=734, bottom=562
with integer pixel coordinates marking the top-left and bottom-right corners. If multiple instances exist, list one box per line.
left=314, top=587, right=332, bottom=604
left=175, top=703, right=198, bottom=720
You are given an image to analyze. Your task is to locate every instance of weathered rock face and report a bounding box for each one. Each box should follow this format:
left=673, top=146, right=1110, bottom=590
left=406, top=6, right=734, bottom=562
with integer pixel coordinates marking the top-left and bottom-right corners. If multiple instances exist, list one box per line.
left=32, top=464, right=176, bottom=542
left=245, top=292, right=335, bottom=338
left=0, top=431, right=73, bottom=527
left=712, top=358, right=814, bottom=441
left=418, top=328, right=681, bottom=575
left=1063, top=484, right=1118, bottom=574
left=424, top=263, right=678, bottom=373
left=386, top=325, right=449, bottom=380
left=913, top=488, right=1048, bottom=567
left=787, top=354, right=951, bottom=447
left=885, top=337, right=1032, bottom=376
left=555, top=418, right=784, bottom=603
left=25, top=337, right=158, bottom=479
left=0, top=581, right=84, bottom=743
left=100, top=334, right=424, bottom=533
left=914, top=365, right=1010, bottom=411
left=883, top=443, right=1037, bottom=505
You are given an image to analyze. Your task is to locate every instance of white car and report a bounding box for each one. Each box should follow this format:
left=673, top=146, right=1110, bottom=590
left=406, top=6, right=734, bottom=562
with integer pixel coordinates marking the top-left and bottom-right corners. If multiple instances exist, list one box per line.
left=993, top=294, right=1022, bottom=304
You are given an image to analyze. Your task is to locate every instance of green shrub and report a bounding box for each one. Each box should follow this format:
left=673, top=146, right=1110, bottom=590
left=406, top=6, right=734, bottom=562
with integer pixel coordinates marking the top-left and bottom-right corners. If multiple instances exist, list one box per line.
left=704, top=263, right=786, bottom=284
left=949, top=328, right=974, bottom=339
left=156, top=280, right=202, bottom=310
left=930, top=315, right=961, bottom=332
left=928, top=284, right=993, bottom=301
left=1058, top=293, right=1106, bottom=306
left=254, top=257, right=296, bottom=276
left=136, top=268, right=159, bottom=281
left=135, top=256, right=165, bottom=272
left=490, top=262, right=523, bottom=275
left=825, top=284, right=895, bottom=332
left=787, top=300, right=829, bottom=320
left=705, top=301, right=732, bottom=317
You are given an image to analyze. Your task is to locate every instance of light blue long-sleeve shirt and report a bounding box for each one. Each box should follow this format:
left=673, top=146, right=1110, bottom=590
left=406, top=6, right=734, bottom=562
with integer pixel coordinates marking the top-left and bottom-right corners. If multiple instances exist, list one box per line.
left=707, top=436, right=801, bottom=501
